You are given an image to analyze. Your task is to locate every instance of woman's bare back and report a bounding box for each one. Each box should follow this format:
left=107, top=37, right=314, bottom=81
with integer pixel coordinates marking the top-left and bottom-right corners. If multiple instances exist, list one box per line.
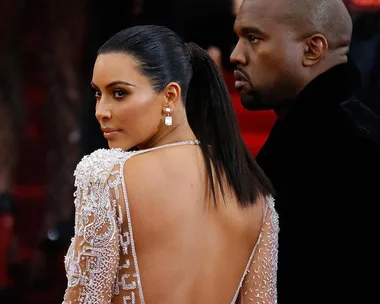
left=63, top=144, right=278, bottom=304
left=121, top=145, right=268, bottom=303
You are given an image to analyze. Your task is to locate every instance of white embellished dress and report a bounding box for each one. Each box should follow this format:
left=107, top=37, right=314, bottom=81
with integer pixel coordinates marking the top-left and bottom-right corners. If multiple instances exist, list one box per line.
left=62, top=143, right=279, bottom=304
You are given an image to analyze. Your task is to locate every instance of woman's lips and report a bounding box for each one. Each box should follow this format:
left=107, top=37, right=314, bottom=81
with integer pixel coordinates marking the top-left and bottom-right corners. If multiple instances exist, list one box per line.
left=103, top=131, right=120, bottom=139
left=101, top=127, right=121, bottom=139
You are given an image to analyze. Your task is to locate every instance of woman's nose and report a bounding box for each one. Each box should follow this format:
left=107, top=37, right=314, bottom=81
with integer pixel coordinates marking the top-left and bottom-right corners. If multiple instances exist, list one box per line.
left=95, top=100, right=112, bottom=121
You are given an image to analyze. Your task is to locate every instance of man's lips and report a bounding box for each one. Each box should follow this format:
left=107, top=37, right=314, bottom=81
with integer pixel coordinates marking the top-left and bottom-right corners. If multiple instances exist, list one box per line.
left=233, top=70, right=249, bottom=90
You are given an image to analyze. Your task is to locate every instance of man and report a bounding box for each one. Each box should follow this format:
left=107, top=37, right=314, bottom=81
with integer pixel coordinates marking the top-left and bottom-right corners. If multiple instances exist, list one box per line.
left=231, top=0, right=380, bottom=303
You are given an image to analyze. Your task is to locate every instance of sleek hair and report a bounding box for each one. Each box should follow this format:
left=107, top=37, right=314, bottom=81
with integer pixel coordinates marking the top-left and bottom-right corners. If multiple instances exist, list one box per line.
left=98, top=25, right=273, bottom=207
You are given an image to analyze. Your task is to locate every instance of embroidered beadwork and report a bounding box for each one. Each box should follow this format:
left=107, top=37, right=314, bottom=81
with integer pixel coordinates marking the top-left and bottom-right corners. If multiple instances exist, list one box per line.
left=233, top=195, right=279, bottom=304
left=62, top=141, right=278, bottom=304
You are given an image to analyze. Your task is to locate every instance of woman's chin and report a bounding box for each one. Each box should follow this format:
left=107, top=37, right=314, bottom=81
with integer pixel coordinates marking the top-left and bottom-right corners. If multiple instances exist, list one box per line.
left=108, top=141, right=134, bottom=151
left=107, top=141, right=122, bottom=149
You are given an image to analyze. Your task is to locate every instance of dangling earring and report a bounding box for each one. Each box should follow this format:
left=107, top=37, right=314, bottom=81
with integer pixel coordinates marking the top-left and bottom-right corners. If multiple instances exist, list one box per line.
left=164, top=107, right=172, bottom=126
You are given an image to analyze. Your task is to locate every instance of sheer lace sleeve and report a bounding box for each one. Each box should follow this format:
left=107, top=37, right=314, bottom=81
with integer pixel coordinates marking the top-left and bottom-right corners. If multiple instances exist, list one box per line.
left=62, top=149, right=131, bottom=304
left=238, top=196, right=279, bottom=304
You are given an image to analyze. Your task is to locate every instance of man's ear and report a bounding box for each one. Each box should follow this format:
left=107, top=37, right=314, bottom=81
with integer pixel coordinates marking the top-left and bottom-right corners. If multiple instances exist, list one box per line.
left=302, top=34, right=328, bottom=67
left=162, top=82, right=181, bottom=111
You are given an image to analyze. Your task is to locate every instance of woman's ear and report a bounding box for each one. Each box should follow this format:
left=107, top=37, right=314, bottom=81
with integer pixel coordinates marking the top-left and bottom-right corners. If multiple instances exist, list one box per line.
left=162, top=82, right=181, bottom=110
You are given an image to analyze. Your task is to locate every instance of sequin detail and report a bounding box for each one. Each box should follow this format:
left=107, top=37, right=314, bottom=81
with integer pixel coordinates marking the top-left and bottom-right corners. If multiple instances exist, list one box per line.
left=63, top=142, right=278, bottom=304
left=63, top=148, right=143, bottom=303
left=233, top=195, right=279, bottom=304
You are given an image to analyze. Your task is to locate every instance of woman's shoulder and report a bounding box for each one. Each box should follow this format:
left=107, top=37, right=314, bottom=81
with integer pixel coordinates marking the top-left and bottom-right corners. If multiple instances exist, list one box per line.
left=122, top=146, right=197, bottom=187
left=122, top=148, right=172, bottom=190
left=74, top=148, right=132, bottom=190
left=122, top=147, right=198, bottom=209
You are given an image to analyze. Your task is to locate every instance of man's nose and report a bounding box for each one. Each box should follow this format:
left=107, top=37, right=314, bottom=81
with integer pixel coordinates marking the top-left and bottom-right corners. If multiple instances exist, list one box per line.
left=230, top=40, right=247, bottom=66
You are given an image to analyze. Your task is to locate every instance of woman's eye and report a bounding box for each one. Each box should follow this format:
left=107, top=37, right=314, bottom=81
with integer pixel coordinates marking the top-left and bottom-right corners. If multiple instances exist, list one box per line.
left=113, top=90, right=126, bottom=99
left=94, top=90, right=101, bottom=98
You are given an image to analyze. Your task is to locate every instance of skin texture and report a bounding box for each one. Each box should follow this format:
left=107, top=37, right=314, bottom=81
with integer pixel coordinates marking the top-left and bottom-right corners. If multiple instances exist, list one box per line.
left=231, top=0, right=352, bottom=116
left=92, top=53, right=195, bottom=151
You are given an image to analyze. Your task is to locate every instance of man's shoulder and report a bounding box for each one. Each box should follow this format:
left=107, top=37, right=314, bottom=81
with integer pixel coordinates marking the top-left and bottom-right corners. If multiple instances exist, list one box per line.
left=339, top=96, right=380, bottom=147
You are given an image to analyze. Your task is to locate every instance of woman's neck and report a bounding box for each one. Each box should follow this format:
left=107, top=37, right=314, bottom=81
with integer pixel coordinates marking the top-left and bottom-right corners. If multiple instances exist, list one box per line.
left=138, top=121, right=197, bottom=150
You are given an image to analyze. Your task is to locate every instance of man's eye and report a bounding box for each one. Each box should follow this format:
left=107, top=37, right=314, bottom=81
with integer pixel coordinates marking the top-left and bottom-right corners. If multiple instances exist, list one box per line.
left=248, top=35, right=259, bottom=43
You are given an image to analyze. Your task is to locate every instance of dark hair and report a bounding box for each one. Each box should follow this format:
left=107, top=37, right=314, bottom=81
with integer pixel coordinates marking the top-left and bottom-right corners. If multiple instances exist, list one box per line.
left=98, top=25, right=274, bottom=207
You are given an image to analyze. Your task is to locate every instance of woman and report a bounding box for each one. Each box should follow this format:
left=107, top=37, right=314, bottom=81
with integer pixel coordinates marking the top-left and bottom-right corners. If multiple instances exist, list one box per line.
left=63, top=25, right=278, bottom=304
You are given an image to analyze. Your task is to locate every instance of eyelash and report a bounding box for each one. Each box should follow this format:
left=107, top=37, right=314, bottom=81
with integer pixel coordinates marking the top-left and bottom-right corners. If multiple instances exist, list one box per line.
left=93, top=89, right=127, bottom=100
left=113, top=89, right=126, bottom=99
left=247, top=35, right=259, bottom=43
left=94, top=89, right=101, bottom=99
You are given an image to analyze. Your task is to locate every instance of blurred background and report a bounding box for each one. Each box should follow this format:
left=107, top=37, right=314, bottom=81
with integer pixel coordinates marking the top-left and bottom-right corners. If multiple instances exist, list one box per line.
left=0, top=0, right=379, bottom=303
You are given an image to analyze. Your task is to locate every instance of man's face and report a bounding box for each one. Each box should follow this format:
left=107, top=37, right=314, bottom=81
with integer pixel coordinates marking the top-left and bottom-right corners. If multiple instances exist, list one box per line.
left=231, top=0, right=305, bottom=111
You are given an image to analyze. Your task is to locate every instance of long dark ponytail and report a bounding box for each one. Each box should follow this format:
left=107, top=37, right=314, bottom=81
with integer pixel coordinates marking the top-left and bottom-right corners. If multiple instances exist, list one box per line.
left=98, top=25, right=273, bottom=207
left=185, top=42, right=273, bottom=206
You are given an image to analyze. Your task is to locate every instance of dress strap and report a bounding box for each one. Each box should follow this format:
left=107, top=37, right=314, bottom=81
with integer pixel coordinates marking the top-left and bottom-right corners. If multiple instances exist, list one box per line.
left=133, top=139, right=200, bottom=156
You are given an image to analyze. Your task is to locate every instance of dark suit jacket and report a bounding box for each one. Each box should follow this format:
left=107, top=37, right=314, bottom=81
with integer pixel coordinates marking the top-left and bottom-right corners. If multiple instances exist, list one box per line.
left=256, top=64, right=380, bottom=303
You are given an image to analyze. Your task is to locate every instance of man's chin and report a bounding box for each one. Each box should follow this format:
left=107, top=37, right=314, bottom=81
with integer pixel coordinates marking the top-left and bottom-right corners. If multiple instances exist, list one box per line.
left=240, top=92, right=273, bottom=111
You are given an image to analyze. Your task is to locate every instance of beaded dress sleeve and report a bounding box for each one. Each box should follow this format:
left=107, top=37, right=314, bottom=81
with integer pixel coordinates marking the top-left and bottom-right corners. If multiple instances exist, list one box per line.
left=62, top=149, right=144, bottom=304
left=236, top=196, right=279, bottom=304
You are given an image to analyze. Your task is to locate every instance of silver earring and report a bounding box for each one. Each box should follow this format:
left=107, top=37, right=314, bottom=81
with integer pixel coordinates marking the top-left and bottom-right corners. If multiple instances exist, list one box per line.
left=164, top=107, right=172, bottom=126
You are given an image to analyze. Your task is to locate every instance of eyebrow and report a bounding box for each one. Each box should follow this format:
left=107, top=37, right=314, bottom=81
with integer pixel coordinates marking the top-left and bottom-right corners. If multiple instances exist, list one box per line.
left=90, top=80, right=136, bottom=88
left=240, top=26, right=267, bottom=38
